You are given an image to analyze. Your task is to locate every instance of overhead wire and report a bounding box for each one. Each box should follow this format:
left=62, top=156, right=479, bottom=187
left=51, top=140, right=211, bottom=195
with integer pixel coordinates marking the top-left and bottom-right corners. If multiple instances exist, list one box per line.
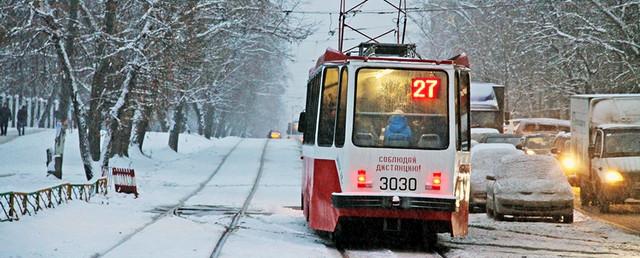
left=276, top=1, right=553, bottom=15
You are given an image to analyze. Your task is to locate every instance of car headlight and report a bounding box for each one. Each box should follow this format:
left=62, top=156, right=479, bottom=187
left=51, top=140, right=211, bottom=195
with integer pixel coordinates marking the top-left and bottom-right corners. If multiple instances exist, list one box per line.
left=604, top=170, right=624, bottom=184
left=525, top=149, right=536, bottom=155
left=561, top=157, right=576, bottom=170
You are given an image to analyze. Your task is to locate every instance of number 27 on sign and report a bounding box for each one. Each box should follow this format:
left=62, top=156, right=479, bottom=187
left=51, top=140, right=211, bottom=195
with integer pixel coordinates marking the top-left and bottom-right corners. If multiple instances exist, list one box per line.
left=411, top=78, right=440, bottom=100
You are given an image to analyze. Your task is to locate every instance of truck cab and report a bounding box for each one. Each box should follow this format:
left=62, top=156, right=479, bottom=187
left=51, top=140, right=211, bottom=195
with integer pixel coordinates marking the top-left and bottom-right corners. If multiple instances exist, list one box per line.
left=590, top=124, right=640, bottom=210
left=571, top=94, right=640, bottom=212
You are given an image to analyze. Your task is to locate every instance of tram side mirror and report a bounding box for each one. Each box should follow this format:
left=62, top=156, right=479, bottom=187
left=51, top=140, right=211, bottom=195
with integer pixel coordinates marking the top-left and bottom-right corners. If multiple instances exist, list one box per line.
left=516, top=144, right=523, bottom=150
left=297, top=112, right=306, bottom=133
left=550, top=148, right=559, bottom=155
left=486, top=175, right=496, bottom=181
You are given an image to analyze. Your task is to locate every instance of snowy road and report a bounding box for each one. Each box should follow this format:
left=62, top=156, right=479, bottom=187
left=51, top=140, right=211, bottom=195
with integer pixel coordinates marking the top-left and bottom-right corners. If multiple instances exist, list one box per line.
left=574, top=188, right=640, bottom=235
left=1, top=132, right=639, bottom=257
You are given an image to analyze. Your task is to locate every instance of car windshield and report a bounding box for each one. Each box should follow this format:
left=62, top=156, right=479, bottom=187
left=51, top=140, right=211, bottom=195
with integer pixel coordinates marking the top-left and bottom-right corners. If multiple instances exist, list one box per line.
left=486, top=136, right=520, bottom=146
left=604, top=130, right=640, bottom=157
left=352, top=68, right=449, bottom=149
left=525, top=135, right=552, bottom=149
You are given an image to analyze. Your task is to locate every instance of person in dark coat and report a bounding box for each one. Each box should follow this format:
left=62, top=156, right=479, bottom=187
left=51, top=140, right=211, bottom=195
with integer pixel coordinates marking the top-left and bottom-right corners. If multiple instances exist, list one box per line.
left=0, top=103, right=11, bottom=136
left=17, top=105, right=27, bottom=136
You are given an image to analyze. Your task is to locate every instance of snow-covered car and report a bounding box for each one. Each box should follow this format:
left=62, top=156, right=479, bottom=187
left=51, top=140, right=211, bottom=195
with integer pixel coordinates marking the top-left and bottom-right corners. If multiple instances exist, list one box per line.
left=512, top=117, right=570, bottom=136
left=471, top=127, right=500, bottom=142
left=470, top=143, right=522, bottom=212
left=485, top=154, right=574, bottom=223
left=477, top=133, right=521, bottom=147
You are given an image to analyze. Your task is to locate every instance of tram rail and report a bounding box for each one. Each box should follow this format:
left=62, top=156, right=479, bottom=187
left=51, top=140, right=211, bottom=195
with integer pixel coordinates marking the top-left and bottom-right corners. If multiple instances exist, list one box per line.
left=96, top=139, right=245, bottom=257
left=209, top=140, right=270, bottom=258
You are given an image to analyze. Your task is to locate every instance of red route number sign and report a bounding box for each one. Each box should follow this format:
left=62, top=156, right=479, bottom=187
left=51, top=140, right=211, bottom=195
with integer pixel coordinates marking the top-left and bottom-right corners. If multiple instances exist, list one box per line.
left=411, top=77, right=440, bottom=100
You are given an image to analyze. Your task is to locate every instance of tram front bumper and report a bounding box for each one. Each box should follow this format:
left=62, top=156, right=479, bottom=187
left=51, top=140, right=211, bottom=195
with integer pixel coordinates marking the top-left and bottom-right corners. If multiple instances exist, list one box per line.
left=332, top=194, right=456, bottom=211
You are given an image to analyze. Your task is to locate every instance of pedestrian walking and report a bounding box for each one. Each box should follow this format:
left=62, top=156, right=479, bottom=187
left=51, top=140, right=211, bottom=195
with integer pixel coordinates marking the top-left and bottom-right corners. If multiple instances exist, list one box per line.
left=0, top=103, right=11, bottom=136
left=17, top=105, right=27, bottom=136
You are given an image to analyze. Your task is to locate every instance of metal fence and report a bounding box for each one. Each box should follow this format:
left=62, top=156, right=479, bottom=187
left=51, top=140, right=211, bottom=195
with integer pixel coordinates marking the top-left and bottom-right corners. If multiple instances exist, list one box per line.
left=0, top=178, right=108, bottom=222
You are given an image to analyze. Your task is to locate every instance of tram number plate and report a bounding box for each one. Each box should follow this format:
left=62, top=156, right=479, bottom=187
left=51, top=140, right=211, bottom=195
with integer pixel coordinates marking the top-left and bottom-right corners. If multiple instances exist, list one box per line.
left=379, top=177, right=417, bottom=191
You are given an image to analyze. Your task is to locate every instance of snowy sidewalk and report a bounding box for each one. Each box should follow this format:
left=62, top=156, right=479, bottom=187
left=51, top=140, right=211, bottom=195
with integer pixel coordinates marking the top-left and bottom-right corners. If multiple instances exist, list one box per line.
left=0, top=127, right=45, bottom=145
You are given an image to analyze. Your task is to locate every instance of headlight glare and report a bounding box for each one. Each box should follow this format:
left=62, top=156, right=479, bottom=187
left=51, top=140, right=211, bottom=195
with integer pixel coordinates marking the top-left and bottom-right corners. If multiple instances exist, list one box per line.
left=605, top=170, right=624, bottom=183
left=561, top=157, right=576, bottom=170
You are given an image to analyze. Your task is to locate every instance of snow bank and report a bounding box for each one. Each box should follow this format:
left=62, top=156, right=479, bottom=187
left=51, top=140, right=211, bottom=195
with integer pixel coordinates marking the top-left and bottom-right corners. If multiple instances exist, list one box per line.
left=0, top=130, right=221, bottom=193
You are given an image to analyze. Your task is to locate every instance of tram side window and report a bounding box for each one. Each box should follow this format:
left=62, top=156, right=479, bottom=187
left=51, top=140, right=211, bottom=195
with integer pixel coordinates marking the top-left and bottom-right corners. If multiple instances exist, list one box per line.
left=459, top=70, right=470, bottom=151
left=334, top=67, right=348, bottom=147
left=303, top=74, right=321, bottom=145
left=318, top=68, right=340, bottom=146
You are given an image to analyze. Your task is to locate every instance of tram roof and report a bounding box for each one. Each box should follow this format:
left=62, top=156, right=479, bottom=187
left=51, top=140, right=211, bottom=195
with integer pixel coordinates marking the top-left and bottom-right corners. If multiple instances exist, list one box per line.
left=310, top=48, right=469, bottom=76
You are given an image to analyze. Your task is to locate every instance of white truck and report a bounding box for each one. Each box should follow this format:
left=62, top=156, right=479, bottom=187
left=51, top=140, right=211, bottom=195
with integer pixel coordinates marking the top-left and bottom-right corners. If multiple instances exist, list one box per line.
left=470, top=82, right=506, bottom=133
left=571, top=94, right=640, bottom=212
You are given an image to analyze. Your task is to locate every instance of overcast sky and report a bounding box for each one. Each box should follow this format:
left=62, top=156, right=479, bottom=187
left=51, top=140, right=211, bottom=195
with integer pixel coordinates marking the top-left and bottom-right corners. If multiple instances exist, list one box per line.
left=283, top=0, right=423, bottom=123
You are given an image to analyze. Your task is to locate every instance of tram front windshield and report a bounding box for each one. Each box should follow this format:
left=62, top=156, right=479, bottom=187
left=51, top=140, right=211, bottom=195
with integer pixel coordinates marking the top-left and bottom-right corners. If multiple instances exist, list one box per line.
left=353, top=68, right=449, bottom=149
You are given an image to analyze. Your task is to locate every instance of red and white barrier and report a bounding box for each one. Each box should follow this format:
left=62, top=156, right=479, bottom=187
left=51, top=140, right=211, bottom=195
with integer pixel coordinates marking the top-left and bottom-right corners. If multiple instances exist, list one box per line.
left=110, top=167, right=139, bottom=198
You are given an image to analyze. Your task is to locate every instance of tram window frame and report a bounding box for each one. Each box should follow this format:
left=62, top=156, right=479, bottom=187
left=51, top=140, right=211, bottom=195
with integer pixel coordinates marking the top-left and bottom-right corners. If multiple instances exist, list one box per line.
left=458, top=70, right=471, bottom=151
left=455, top=71, right=461, bottom=151
left=351, top=67, right=450, bottom=150
left=303, top=70, right=322, bottom=145
left=317, top=67, right=340, bottom=147
left=334, top=66, right=349, bottom=147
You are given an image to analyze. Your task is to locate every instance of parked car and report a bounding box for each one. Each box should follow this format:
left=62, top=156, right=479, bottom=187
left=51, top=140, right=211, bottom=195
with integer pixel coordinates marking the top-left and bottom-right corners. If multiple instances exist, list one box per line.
left=485, top=154, right=574, bottom=223
left=512, top=118, right=570, bottom=136
left=470, top=143, right=522, bottom=212
left=517, top=133, right=555, bottom=155
left=477, top=133, right=522, bottom=147
left=267, top=130, right=282, bottom=139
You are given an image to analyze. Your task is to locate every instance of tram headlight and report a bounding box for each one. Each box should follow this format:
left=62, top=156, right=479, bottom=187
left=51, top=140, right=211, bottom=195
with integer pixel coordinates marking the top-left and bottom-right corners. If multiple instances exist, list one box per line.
left=604, top=170, right=624, bottom=184
left=525, top=149, right=536, bottom=155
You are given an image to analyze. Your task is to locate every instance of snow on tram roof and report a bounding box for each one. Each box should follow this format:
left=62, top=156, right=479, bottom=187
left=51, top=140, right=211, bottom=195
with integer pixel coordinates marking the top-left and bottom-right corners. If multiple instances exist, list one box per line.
left=310, top=48, right=469, bottom=75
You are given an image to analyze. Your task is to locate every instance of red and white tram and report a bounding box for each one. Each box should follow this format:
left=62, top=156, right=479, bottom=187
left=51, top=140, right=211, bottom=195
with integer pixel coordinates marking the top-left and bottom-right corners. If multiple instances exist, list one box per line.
left=298, top=43, right=471, bottom=240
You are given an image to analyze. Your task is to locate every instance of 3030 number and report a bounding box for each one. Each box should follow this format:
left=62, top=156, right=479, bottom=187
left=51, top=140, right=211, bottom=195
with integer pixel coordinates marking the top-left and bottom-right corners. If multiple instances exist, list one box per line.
left=379, top=177, right=417, bottom=191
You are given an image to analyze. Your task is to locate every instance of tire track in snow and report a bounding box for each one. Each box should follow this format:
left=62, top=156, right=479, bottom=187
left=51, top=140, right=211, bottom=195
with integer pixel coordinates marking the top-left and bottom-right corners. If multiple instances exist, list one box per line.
left=94, top=138, right=244, bottom=258
left=469, top=224, right=608, bottom=244
left=444, top=241, right=618, bottom=256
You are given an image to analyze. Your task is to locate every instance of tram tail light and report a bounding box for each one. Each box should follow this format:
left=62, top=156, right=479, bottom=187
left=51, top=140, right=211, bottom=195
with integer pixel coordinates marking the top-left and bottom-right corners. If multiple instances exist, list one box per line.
left=431, top=172, right=442, bottom=190
left=357, top=170, right=371, bottom=188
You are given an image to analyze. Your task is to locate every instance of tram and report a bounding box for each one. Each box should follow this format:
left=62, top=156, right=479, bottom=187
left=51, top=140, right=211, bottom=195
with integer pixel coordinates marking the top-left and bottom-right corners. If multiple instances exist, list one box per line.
left=298, top=43, right=471, bottom=240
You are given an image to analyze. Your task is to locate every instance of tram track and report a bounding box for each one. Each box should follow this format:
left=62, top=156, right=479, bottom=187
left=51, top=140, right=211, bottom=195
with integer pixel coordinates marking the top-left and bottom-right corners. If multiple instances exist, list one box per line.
left=95, top=139, right=245, bottom=257
left=209, top=139, right=269, bottom=257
